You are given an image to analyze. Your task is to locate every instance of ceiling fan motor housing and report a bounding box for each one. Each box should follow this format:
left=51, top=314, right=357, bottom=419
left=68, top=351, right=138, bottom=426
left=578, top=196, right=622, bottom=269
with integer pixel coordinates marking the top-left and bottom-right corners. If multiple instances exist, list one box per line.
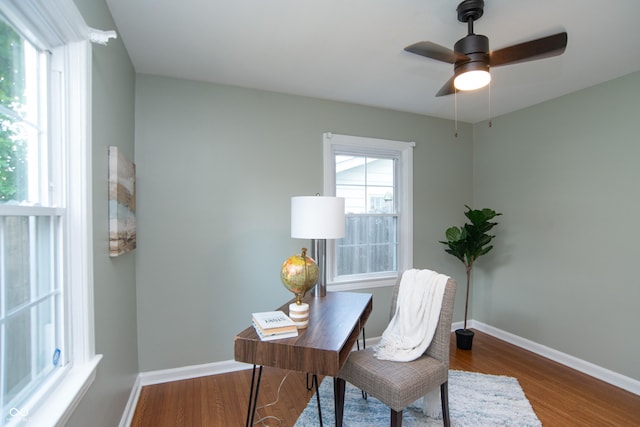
left=454, top=34, right=490, bottom=75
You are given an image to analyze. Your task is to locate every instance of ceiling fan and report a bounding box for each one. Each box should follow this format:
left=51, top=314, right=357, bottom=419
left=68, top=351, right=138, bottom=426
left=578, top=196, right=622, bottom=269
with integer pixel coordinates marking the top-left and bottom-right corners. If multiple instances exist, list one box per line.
left=405, top=0, right=568, bottom=97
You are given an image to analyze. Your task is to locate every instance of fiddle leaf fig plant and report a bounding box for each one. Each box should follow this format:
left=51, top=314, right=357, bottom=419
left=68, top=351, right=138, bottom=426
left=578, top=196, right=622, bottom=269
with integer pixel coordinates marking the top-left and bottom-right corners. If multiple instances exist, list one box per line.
left=440, top=205, right=502, bottom=330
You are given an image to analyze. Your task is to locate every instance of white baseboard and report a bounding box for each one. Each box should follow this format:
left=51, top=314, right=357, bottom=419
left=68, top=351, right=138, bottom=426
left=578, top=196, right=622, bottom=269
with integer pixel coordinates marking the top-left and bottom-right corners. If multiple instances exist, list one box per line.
left=451, top=320, right=465, bottom=331
left=119, top=360, right=253, bottom=426
left=471, top=321, right=640, bottom=395
left=462, top=320, right=640, bottom=396
left=118, top=375, right=141, bottom=427
left=120, top=320, right=639, bottom=426
left=139, top=359, right=252, bottom=386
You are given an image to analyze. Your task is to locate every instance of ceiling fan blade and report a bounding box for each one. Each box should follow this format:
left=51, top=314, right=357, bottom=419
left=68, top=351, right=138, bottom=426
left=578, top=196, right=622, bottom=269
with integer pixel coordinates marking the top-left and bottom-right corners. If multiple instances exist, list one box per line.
left=490, top=32, right=568, bottom=67
left=436, top=75, right=456, bottom=97
left=404, top=41, right=467, bottom=64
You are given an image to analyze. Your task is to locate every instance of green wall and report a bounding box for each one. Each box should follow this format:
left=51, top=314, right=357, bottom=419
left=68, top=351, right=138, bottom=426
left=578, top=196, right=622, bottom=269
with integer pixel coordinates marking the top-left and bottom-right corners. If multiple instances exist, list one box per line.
left=60, top=1, right=639, bottom=419
left=472, top=71, right=640, bottom=380
left=66, top=0, right=139, bottom=426
left=134, top=75, right=474, bottom=370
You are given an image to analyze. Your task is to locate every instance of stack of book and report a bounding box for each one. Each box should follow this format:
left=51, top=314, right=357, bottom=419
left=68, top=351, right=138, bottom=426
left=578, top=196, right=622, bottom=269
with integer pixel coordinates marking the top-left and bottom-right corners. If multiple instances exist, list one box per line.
left=251, top=310, right=299, bottom=341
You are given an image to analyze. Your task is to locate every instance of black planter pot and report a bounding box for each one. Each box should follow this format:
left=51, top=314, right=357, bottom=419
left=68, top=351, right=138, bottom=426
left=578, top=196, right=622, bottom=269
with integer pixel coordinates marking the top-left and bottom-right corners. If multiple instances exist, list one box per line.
left=455, top=328, right=474, bottom=350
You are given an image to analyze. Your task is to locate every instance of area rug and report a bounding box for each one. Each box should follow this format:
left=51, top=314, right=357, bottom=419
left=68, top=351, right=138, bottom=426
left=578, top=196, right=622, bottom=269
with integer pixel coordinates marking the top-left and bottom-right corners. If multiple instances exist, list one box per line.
left=294, top=370, right=541, bottom=426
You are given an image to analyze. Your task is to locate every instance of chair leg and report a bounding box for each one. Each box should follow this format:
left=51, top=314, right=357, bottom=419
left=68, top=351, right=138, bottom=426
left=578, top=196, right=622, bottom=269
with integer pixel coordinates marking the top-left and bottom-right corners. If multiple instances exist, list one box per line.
left=390, top=408, right=403, bottom=427
left=440, top=382, right=450, bottom=427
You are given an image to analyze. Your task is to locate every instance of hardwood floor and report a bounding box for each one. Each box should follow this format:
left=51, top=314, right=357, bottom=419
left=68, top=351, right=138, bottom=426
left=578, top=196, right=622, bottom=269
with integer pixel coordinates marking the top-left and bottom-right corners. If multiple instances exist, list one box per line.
left=131, top=330, right=640, bottom=426
left=449, top=331, right=640, bottom=426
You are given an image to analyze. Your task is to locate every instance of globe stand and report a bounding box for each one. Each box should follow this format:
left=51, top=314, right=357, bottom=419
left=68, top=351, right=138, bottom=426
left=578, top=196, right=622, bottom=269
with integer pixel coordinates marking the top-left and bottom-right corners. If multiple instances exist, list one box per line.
left=289, top=302, right=309, bottom=329
left=281, top=247, right=318, bottom=329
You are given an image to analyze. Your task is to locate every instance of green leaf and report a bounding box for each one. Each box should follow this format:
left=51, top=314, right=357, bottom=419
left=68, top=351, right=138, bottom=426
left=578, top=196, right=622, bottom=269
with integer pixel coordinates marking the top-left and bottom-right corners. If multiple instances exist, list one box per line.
left=477, top=234, right=493, bottom=247
left=465, top=209, right=486, bottom=225
left=479, top=245, right=494, bottom=256
left=445, top=226, right=462, bottom=242
left=481, top=208, right=499, bottom=220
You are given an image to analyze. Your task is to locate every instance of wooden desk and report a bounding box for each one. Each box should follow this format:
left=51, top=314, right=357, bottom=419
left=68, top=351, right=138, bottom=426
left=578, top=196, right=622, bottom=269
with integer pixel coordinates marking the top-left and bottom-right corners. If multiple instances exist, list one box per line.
left=234, top=291, right=372, bottom=426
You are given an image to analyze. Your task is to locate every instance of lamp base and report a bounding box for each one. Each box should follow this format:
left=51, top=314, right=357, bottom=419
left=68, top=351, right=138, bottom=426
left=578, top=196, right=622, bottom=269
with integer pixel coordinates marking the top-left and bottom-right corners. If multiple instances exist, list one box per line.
left=310, top=238, right=327, bottom=297
left=289, top=303, right=309, bottom=329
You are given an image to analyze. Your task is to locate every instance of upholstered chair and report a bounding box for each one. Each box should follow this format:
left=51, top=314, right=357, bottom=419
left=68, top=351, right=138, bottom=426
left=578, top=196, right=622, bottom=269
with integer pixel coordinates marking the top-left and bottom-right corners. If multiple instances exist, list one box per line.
left=336, top=273, right=457, bottom=427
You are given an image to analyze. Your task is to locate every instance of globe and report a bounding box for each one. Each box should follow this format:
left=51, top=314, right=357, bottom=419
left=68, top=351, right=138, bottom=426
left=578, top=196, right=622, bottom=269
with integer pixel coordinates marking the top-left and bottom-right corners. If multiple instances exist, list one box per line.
left=280, top=248, right=319, bottom=304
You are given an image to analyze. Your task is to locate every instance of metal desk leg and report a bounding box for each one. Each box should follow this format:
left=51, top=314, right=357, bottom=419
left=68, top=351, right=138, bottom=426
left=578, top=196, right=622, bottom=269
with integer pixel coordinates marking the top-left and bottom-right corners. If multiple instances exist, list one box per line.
left=304, top=373, right=326, bottom=425
left=311, top=374, right=323, bottom=427
left=306, top=372, right=313, bottom=390
left=245, top=365, right=263, bottom=427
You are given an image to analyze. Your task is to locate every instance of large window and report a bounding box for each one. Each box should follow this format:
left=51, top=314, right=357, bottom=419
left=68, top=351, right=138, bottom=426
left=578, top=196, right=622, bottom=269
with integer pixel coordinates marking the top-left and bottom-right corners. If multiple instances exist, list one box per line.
left=0, top=18, right=63, bottom=422
left=324, top=133, right=413, bottom=289
left=0, top=1, right=98, bottom=425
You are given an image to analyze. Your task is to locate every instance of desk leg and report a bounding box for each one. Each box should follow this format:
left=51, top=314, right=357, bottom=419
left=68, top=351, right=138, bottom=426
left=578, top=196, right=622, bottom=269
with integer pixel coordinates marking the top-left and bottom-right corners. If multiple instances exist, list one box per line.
left=306, top=373, right=313, bottom=390
left=245, top=365, right=263, bottom=427
left=310, top=374, right=323, bottom=427
left=334, top=377, right=346, bottom=427
left=356, top=328, right=368, bottom=400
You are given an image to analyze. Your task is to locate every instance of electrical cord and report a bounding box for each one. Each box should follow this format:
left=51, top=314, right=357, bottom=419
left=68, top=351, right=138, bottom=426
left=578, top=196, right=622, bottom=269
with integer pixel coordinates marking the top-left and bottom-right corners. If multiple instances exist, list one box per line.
left=253, top=371, right=291, bottom=426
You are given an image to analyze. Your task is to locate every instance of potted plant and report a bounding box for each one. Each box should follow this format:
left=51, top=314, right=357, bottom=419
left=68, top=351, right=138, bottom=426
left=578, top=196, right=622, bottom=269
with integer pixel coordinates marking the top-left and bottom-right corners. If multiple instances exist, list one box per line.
left=440, top=205, right=502, bottom=350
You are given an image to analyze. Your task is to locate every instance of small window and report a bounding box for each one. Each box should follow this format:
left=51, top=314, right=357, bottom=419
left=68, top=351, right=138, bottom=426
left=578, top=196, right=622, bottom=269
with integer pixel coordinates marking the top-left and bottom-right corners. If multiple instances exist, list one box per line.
left=323, top=133, right=414, bottom=288
left=336, top=155, right=397, bottom=275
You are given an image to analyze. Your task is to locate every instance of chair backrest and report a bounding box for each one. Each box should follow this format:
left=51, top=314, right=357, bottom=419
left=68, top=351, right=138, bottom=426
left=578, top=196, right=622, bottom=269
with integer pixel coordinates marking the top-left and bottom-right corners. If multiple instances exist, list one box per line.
left=389, top=272, right=457, bottom=364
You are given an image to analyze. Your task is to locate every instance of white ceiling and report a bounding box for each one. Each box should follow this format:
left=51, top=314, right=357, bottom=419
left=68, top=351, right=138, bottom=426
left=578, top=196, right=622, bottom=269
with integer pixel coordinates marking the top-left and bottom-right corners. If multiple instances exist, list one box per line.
left=105, top=0, right=640, bottom=123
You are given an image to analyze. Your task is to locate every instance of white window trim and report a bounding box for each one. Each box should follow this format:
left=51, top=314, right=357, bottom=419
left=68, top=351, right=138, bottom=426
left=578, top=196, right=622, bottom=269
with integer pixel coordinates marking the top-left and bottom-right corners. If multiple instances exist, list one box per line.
left=323, top=132, right=414, bottom=291
left=28, top=37, right=100, bottom=427
left=0, top=1, right=102, bottom=425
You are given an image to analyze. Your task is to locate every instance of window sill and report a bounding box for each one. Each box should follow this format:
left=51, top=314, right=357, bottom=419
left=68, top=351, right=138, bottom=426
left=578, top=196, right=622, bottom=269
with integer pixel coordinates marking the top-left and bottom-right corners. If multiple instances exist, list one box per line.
left=329, top=275, right=398, bottom=291
left=17, top=354, right=103, bottom=427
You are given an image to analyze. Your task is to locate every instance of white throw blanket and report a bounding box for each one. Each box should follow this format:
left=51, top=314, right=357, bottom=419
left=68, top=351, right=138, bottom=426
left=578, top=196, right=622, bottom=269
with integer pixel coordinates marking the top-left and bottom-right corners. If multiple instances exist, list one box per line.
left=374, top=269, right=449, bottom=362
left=374, top=268, right=449, bottom=417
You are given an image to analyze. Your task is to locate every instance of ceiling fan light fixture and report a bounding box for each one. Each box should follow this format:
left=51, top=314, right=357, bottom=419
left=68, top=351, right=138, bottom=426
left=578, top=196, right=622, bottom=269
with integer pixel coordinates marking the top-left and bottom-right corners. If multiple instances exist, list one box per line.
left=454, top=67, right=491, bottom=91
left=405, top=0, right=568, bottom=97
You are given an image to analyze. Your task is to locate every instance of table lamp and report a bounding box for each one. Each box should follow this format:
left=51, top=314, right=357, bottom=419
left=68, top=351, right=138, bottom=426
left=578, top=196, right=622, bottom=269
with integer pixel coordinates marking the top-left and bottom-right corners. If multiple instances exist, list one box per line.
left=291, top=195, right=345, bottom=297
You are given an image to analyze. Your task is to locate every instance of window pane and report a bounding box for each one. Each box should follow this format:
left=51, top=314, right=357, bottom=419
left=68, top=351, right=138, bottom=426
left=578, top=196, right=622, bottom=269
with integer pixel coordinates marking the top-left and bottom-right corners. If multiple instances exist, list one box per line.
left=2, top=298, right=57, bottom=412
left=336, top=155, right=395, bottom=215
left=34, top=215, right=55, bottom=298
left=367, top=186, right=394, bottom=213
left=4, top=310, right=31, bottom=406
left=335, top=153, right=397, bottom=277
left=0, top=19, right=26, bottom=111
left=1, top=215, right=60, bottom=416
left=35, top=297, right=57, bottom=374
left=336, top=185, right=366, bottom=214
left=0, top=113, right=29, bottom=202
left=336, top=155, right=366, bottom=184
left=336, top=155, right=366, bottom=214
left=337, top=215, right=397, bottom=275
left=0, top=18, right=43, bottom=204
left=366, top=158, right=393, bottom=186
left=2, top=216, right=29, bottom=311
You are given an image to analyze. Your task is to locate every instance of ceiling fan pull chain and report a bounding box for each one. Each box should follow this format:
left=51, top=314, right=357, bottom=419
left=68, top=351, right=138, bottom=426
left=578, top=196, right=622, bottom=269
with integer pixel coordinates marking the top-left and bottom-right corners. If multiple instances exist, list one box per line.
left=454, top=89, right=458, bottom=138
left=488, top=79, right=492, bottom=128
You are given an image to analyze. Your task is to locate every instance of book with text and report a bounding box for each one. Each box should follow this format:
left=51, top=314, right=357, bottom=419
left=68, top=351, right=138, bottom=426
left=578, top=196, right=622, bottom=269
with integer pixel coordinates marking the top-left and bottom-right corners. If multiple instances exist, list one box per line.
left=252, top=320, right=298, bottom=341
left=252, top=311, right=297, bottom=334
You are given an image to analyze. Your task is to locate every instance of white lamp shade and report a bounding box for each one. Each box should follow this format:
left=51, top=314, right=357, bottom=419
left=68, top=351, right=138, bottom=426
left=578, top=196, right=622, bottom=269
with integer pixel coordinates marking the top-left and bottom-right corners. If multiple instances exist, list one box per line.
left=291, top=196, right=345, bottom=239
